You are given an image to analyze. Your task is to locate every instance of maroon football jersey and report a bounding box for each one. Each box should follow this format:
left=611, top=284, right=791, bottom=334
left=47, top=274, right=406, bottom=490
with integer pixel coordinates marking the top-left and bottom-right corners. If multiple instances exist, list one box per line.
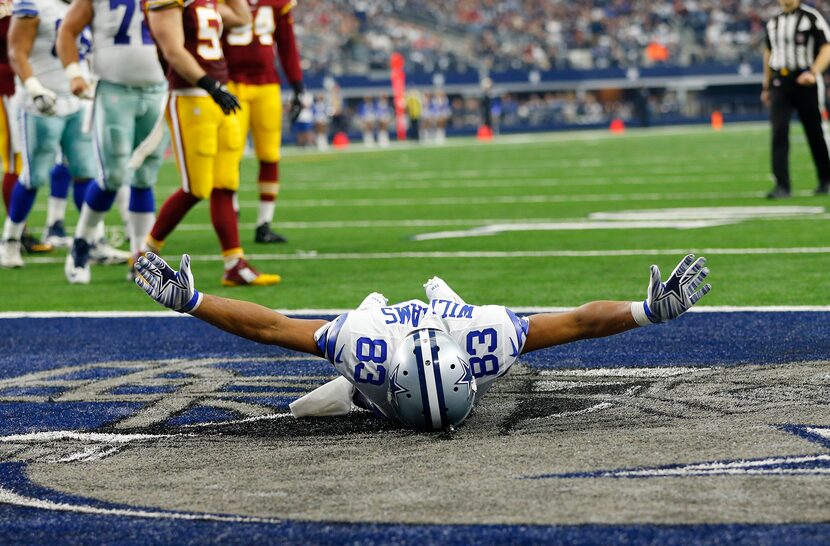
left=146, top=0, right=229, bottom=90
left=223, top=0, right=299, bottom=85
left=0, top=0, right=16, bottom=96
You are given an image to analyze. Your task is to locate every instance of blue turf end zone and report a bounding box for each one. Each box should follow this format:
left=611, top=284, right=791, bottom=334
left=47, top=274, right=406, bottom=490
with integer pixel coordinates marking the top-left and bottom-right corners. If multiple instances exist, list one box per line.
left=0, top=312, right=828, bottom=544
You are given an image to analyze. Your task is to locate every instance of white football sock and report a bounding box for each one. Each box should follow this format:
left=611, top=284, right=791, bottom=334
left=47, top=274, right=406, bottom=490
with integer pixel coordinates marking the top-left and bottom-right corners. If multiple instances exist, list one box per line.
left=256, top=201, right=276, bottom=226
left=116, top=184, right=130, bottom=229
left=3, top=217, right=25, bottom=241
left=357, top=292, right=388, bottom=310
left=423, top=276, right=465, bottom=303
left=74, top=204, right=106, bottom=242
left=46, top=197, right=67, bottom=227
left=128, top=211, right=155, bottom=255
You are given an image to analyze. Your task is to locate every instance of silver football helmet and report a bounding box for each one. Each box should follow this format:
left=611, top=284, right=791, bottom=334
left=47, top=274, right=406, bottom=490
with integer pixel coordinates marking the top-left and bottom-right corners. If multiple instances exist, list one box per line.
left=388, top=329, right=477, bottom=431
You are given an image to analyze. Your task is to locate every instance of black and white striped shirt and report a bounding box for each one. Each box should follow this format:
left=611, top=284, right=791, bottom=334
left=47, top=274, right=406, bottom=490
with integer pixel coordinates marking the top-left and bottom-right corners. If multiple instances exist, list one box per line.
left=766, top=4, right=830, bottom=71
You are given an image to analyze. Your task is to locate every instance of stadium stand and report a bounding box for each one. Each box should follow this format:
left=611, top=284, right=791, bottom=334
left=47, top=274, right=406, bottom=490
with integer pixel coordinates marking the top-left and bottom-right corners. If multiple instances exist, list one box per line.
left=289, top=1, right=790, bottom=139
left=295, top=0, right=781, bottom=75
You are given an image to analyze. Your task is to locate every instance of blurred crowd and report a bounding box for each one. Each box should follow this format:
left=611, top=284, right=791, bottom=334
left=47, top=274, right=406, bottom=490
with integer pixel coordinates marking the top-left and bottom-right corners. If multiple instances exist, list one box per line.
left=293, top=0, right=822, bottom=75
left=291, top=86, right=713, bottom=149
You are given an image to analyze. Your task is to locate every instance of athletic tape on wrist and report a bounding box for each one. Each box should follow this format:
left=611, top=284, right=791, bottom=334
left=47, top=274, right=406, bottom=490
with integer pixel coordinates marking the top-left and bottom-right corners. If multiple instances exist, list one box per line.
left=630, top=301, right=654, bottom=327
left=64, top=62, right=84, bottom=81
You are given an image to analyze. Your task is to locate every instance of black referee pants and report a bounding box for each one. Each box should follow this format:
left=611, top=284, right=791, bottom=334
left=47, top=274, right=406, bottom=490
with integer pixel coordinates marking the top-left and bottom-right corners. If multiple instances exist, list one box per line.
left=770, top=75, right=830, bottom=190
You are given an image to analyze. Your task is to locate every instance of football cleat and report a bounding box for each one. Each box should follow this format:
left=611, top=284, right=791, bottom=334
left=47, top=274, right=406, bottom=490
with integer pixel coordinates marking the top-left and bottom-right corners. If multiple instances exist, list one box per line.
left=766, top=186, right=791, bottom=199
left=44, top=220, right=71, bottom=248
left=222, top=258, right=281, bottom=287
left=65, top=238, right=91, bottom=284
left=254, top=223, right=287, bottom=244
left=0, top=240, right=24, bottom=268
left=90, top=238, right=131, bottom=265
left=21, top=230, right=53, bottom=254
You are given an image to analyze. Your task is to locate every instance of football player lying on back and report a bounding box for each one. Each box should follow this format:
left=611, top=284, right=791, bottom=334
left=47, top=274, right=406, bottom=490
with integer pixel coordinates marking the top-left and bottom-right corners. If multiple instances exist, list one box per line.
left=135, top=253, right=710, bottom=431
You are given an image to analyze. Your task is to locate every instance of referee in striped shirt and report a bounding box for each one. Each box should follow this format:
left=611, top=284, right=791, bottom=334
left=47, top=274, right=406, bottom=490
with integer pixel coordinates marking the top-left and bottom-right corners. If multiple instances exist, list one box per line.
left=763, top=0, right=830, bottom=198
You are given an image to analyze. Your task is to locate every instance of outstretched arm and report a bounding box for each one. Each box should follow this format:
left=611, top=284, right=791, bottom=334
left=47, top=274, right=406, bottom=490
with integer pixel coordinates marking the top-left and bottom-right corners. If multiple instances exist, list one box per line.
left=135, top=253, right=325, bottom=356
left=192, top=295, right=325, bottom=355
left=522, top=254, right=710, bottom=354
left=523, top=301, right=636, bottom=353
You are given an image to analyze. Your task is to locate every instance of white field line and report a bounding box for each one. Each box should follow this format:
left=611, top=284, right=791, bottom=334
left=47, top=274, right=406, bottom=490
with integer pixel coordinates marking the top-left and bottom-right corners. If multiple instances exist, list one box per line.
left=241, top=173, right=762, bottom=193
left=30, top=189, right=792, bottom=213
left=412, top=220, right=738, bottom=241
left=0, top=487, right=283, bottom=524
left=76, top=212, right=830, bottom=232
left=21, top=245, right=830, bottom=267
left=224, top=190, right=812, bottom=208
left=3, top=306, right=830, bottom=319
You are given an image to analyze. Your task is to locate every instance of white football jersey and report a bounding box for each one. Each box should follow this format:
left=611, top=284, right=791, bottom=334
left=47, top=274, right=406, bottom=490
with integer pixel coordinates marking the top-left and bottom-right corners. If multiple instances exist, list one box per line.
left=12, top=0, right=89, bottom=113
left=90, top=0, right=164, bottom=86
left=313, top=278, right=529, bottom=421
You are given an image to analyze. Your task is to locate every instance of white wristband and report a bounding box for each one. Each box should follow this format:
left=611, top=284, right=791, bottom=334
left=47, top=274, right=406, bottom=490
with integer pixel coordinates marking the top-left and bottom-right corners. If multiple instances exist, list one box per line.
left=64, top=62, right=84, bottom=81
left=630, top=301, right=653, bottom=327
left=23, top=76, right=46, bottom=96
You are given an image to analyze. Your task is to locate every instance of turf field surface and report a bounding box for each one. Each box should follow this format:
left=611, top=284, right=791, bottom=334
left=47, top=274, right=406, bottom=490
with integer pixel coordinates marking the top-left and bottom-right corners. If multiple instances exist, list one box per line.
left=2, top=122, right=830, bottom=311
left=2, top=123, right=830, bottom=545
left=0, top=313, right=829, bottom=544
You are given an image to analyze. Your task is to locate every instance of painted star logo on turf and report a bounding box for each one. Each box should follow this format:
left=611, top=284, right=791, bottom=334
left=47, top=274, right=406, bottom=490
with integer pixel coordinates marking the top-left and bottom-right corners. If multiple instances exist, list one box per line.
left=526, top=425, right=830, bottom=479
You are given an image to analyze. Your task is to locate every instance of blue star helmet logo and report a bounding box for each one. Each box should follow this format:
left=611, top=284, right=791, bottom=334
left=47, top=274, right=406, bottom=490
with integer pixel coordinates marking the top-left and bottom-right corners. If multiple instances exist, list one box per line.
left=454, top=356, right=476, bottom=393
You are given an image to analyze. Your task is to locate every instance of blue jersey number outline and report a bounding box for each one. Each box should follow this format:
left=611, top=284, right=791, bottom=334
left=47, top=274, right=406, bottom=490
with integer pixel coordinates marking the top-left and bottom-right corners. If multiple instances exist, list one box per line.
left=353, top=337, right=387, bottom=385
left=466, top=328, right=499, bottom=378
left=110, top=0, right=153, bottom=45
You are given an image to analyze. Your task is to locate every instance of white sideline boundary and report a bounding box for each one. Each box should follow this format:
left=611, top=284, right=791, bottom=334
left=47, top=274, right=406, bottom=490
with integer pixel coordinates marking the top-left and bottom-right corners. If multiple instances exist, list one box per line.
left=2, top=306, right=830, bottom=319
left=20, top=245, right=830, bottom=265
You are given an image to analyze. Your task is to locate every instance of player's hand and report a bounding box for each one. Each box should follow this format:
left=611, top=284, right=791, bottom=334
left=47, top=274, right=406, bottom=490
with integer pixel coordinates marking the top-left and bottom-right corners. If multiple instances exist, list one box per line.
left=70, top=77, right=94, bottom=100
left=797, top=70, right=818, bottom=86
left=134, top=253, right=203, bottom=313
left=24, top=77, right=57, bottom=116
left=197, top=75, right=240, bottom=115
left=760, top=88, right=770, bottom=107
left=635, top=254, right=710, bottom=324
left=289, top=89, right=312, bottom=123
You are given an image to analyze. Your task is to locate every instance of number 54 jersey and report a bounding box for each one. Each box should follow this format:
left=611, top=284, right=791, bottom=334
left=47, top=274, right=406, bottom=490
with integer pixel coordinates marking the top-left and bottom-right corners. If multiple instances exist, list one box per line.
left=313, top=278, right=529, bottom=421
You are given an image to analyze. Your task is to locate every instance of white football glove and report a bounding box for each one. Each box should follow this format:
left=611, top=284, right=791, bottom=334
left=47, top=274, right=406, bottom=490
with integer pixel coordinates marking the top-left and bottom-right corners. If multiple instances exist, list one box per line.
left=631, top=254, right=711, bottom=325
left=134, top=253, right=203, bottom=313
left=24, top=77, right=57, bottom=116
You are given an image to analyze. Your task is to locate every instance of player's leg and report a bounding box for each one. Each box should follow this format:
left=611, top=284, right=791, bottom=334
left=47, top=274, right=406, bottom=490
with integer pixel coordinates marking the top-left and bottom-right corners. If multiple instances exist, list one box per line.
left=0, top=94, right=49, bottom=254
left=248, top=83, right=287, bottom=244
left=794, top=80, right=830, bottom=194
left=213, top=108, right=280, bottom=286
left=43, top=162, right=72, bottom=247
left=66, top=82, right=136, bottom=283
left=126, top=84, right=167, bottom=276
left=1, top=111, right=62, bottom=267
left=143, top=93, right=212, bottom=255
left=63, top=107, right=130, bottom=274
left=225, top=82, right=249, bottom=220
left=769, top=83, right=793, bottom=198
left=0, top=94, right=16, bottom=213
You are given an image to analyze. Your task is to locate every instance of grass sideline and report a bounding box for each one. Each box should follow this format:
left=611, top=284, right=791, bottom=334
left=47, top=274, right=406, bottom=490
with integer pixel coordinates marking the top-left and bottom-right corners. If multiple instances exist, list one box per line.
left=2, top=122, right=829, bottom=311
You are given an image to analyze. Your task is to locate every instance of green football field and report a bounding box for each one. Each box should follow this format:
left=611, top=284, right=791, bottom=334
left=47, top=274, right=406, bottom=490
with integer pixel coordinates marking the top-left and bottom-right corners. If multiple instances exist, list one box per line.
left=3, top=122, right=830, bottom=312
